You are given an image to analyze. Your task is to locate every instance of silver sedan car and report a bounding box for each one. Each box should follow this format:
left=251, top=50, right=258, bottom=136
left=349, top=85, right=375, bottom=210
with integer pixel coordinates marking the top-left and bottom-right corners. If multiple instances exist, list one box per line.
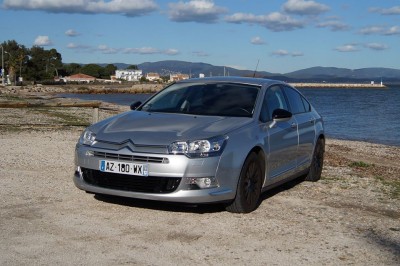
left=74, top=77, right=325, bottom=213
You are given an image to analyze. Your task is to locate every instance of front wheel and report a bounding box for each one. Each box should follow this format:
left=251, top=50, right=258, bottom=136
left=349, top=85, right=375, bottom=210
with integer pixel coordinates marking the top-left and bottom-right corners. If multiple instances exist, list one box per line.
left=305, top=138, right=325, bottom=182
left=226, top=152, right=263, bottom=213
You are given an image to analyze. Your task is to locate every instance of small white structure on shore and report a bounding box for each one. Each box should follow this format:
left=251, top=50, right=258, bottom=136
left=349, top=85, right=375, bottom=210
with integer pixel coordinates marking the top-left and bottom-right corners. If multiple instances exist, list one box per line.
left=169, top=74, right=189, bottom=82
left=62, top=73, right=96, bottom=83
left=146, top=72, right=160, bottom=82
left=115, top=69, right=143, bottom=81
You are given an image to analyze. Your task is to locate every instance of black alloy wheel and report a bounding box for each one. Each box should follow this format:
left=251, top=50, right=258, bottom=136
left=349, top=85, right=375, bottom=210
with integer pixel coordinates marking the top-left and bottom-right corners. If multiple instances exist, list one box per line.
left=226, top=152, right=263, bottom=213
left=305, top=138, right=325, bottom=182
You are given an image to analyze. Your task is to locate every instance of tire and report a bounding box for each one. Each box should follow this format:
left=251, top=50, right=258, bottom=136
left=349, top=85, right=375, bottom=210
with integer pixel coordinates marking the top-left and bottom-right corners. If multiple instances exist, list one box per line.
left=226, top=152, right=263, bottom=213
left=305, top=138, right=325, bottom=182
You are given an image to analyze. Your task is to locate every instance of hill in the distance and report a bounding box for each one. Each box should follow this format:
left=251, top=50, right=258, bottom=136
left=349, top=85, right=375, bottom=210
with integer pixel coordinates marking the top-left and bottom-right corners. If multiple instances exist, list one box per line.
left=109, top=60, right=400, bottom=83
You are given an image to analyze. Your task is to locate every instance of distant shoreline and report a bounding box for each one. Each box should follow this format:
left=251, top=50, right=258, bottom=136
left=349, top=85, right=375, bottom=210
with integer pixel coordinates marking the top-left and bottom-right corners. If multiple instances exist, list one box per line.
left=290, top=82, right=387, bottom=89
left=0, top=82, right=389, bottom=97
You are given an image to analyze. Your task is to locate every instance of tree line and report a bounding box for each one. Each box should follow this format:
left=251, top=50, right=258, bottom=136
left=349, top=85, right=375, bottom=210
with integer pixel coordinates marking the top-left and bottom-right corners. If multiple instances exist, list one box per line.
left=1, top=40, right=130, bottom=85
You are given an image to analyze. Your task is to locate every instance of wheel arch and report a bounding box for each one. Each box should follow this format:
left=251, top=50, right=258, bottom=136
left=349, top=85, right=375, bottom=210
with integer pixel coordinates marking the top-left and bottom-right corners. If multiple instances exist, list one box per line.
left=247, top=145, right=267, bottom=183
left=316, top=133, right=326, bottom=147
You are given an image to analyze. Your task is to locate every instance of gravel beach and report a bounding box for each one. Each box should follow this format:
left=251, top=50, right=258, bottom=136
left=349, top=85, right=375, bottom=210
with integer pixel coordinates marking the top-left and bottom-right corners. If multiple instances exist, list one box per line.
left=0, top=86, right=399, bottom=265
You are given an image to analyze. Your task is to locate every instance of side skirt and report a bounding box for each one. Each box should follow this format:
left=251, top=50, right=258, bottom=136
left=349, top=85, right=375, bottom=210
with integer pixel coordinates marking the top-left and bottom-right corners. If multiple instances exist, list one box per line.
left=261, top=168, right=309, bottom=193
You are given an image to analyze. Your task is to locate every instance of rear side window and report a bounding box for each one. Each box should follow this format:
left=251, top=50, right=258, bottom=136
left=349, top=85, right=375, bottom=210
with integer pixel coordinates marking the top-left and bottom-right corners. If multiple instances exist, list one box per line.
left=283, top=86, right=308, bottom=114
left=301, top=97, right=311, bottom=112
left=260, top=85, right=289, bottom=122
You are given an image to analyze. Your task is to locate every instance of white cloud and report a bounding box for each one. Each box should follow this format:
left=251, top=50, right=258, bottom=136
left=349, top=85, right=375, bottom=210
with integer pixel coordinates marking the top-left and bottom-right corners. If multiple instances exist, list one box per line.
left=67, top=43, right=78, bottom=49
left=291, top=51, right=304, bottom=57
left=3, top=0, right=158, bottom=16
left=225, top=12, right=304, bottom=32
left=67, top=43, right=92, bottom=51
left=65, top=29, right=79, bottom=37
left=384, top=26, right=400, bottom=35
left=123, top=47, right=179, bottom=55
left=250, top=36, right=266, bottom=45
left=97, top=44, right=118, bottom=54
left=359, top=26, right=385, bottom=35
left=369, top=6, right=400, bottom=15
left=283, top=0, right=330, bottom=15
left=359, top=25, right=400, bottom=36
left=33, top=35, right=53, bottom=46
left=272, top=49, right=304, bottom=57
left=164, top=49, right=180, bottom=55
left=334, top=44, right=359, bottom=52
left=317, top=20, right=350, bottom=31
left=364, top=43, right=389, bottom=51
left=168, top=0, right=227, bottom=23
left=124, top=47, right=159, bottom=54
left=272, top=49, right=290, bottom=56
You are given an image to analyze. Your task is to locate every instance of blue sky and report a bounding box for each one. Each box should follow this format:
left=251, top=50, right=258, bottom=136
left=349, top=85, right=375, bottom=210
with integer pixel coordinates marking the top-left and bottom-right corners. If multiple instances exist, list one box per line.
left=1, top=0, right=400, bottom=73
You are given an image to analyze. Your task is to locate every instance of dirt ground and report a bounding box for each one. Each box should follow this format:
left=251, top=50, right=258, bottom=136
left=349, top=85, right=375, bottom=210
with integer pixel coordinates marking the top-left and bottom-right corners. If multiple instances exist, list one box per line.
left=0, top=103, right=399, bottom=265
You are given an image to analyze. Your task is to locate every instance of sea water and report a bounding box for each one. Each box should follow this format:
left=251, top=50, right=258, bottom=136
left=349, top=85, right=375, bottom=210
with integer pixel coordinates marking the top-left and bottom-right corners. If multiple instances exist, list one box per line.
left=60, top=86, right=400, bottom=146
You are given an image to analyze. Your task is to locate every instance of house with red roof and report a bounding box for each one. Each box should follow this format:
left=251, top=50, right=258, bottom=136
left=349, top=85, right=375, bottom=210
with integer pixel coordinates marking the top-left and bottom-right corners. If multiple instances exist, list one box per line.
left=63, top=73, right=96, bottom=83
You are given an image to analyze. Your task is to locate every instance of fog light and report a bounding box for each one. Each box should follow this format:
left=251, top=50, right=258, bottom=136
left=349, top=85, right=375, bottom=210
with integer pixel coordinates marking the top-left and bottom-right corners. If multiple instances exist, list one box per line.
left=85, top=150, right=94, bottom=156
left=185, top=177, right=219, bottom=189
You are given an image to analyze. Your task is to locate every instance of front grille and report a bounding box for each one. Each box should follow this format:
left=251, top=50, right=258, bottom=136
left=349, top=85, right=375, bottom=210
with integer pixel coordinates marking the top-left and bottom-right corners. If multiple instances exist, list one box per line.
left=92, top=151, right=169, bottom=164
left=81, top=168, right=180, bottom=193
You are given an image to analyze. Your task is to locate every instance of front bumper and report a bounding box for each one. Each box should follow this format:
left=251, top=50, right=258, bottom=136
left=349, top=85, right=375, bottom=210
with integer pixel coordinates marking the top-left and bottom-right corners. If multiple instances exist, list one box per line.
left=73, top=144, right=235, bottom=203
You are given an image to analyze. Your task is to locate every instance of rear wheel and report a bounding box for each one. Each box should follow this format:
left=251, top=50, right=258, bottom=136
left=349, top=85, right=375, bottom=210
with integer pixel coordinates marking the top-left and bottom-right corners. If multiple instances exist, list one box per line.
left=305, top=138, right=325, bottom=182
left=226, top=152, right=263, bottom=213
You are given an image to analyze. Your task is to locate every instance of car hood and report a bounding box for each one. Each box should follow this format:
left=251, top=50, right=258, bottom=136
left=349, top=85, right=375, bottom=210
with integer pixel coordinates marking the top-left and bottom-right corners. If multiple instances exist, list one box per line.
left=94, top=111, right=252, bottom=145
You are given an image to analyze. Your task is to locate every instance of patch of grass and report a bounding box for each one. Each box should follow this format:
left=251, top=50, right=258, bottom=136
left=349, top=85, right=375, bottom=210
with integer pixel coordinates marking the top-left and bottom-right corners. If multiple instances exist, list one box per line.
left=0, top=125, right=24, bottom=132
left=349, top=161, right=371, bottom=168
left=0, top=95, right=24, bottom=101
left=30, top=108, right=90, bottom=126
left=374, top=175, right=400, bottom=199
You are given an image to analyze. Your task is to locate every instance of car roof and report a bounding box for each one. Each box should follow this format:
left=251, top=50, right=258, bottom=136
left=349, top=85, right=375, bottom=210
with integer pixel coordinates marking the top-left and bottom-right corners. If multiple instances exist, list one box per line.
left=176, top=76, right=286, bottom=87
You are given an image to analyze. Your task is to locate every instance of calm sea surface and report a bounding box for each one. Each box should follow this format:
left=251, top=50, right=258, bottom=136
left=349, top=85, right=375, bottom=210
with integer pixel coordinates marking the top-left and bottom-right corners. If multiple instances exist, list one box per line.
left=60, top=86, right=400, bottom=146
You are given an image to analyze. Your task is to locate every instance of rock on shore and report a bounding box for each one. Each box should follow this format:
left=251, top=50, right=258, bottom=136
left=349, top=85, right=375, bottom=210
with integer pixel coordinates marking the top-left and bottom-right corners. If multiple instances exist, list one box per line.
left=0, top=83, right=164, bottom=95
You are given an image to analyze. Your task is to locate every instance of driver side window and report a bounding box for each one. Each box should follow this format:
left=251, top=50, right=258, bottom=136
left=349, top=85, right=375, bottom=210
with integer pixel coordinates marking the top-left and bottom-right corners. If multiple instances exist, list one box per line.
left=260, top=85, right=289, bottom=122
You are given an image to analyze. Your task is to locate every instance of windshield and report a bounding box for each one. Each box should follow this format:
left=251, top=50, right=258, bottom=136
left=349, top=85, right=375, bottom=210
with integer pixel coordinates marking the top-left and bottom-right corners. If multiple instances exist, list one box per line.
left=140, top=82, right=260, bottom=117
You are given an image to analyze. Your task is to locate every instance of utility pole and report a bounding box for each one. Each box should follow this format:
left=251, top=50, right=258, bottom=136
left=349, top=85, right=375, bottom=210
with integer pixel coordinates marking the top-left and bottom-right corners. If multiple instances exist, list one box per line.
left=1, top=45, right=4, bottom=86
left=5, top=51, right=14, bottom=85
left=18, top=45, right=23, bottom=83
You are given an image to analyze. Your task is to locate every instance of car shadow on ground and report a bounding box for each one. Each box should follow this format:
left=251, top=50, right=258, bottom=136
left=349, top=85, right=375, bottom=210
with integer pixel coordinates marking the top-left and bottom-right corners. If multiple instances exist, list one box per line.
left=259, top=176, right=304, bottom=203
left=93, top=177, right=305, bottom=214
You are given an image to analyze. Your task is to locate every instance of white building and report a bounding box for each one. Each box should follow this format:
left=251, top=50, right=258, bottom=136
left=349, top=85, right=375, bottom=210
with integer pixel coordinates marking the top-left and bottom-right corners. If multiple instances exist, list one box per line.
left=115, top=69, right=143, bottom=81
left=146, top=72, right=160, bottom=82
left=169, top=73, right=189, bottom=82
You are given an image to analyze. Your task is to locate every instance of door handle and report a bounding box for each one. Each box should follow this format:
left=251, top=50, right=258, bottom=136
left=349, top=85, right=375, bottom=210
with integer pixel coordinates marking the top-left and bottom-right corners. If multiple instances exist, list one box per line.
left=291, top=122, right=297, bottom=129
left=309, top=118, right=315, bottom=124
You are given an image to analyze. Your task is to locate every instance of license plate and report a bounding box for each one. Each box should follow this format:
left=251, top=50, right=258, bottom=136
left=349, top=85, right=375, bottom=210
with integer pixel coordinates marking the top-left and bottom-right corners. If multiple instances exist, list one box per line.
left=99, top=160, right=148, bottom=176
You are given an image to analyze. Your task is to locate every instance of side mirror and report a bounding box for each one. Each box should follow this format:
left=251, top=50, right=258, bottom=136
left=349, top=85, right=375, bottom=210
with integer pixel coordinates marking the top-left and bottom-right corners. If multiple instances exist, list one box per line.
left=130, top=101, right=142, bottom=110
left=269, top=109, right=292, bottom=128
left=272, top=108, right=292, bottom=121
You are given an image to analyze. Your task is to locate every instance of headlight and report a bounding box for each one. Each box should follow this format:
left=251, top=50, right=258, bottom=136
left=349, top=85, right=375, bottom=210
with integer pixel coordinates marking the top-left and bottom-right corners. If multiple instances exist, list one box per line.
left=168, top=135, right=227, bottom=158
left=79, top=129, right=97, bottom=146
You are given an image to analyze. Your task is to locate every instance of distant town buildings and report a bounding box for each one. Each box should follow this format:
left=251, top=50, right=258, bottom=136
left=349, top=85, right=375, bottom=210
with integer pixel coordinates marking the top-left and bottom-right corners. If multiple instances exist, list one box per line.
left=115, top=69, right=143, bottom=81
left=62, top=73, right=96, bottom=83
left=55, top=68, right=193, bottom=84
left=169, top=73, right=190, bottom=82
left=146, top=72, right=160, bottom=82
